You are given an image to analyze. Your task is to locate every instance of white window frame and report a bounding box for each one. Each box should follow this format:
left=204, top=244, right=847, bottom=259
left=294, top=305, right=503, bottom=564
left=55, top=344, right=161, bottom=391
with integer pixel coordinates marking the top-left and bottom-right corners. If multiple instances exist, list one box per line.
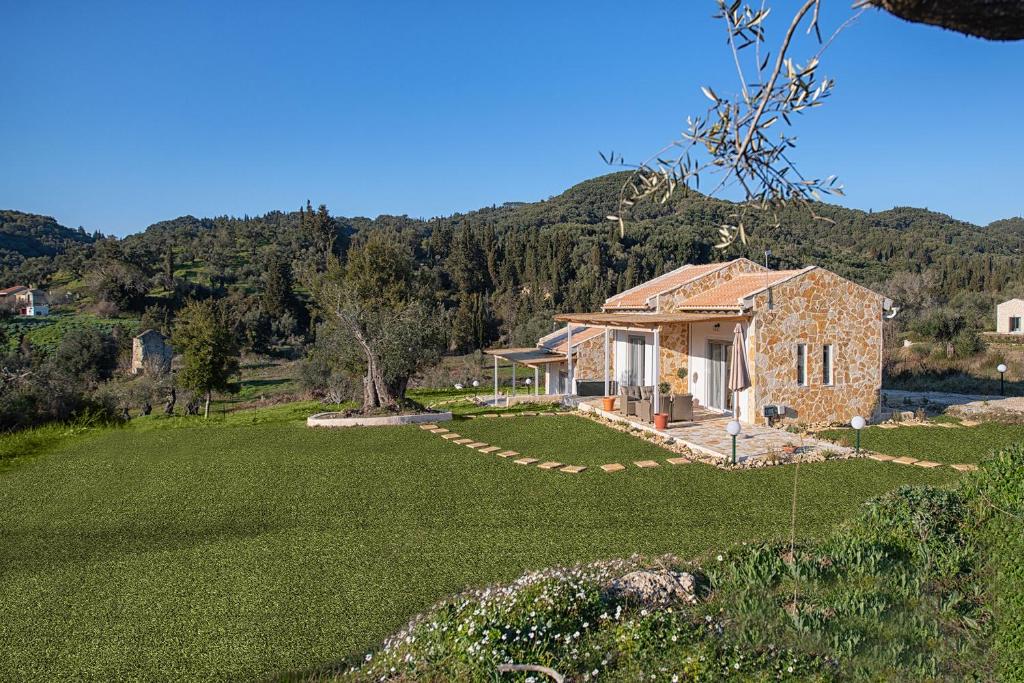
left=796, top=343, right=807, bottom=386
left=1011, top=316, right=1022, bottom=333
left=822, top=344, right=834, bottom=386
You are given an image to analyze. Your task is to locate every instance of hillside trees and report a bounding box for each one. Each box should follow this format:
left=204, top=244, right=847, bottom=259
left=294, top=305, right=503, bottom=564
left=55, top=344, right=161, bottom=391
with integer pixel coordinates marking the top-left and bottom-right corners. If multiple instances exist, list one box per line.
left=172, top=298, right=240, bottom=418
left=314, top=229, right=445, bottom=409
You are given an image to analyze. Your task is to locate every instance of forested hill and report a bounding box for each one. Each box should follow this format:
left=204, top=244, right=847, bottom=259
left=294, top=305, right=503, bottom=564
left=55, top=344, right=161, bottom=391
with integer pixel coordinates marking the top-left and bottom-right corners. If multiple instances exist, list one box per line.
left=1, top=172, right=1022, bottom=348
left=0, top=210, right=97, bottom=274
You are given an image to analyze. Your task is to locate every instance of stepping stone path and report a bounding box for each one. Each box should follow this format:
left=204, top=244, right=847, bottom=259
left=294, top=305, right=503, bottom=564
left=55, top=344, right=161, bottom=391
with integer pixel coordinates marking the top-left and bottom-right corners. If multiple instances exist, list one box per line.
left=913, top=460, right=942, bottom=468
left=600, top=463, right=626, bottom=473
left=514, top=457, right=539, bottom=465
left=891, top=456, right=919, bottom=465
left=441, top=433, right=461, bottom=440
left=666, top=457, right=689, bottom=465
left=429, top=428, right=449, bottom=434
left=479, top=446, right=501, bottom=453
left=419, top=424, right=438, bottom=430
left=452, top=438, right=474, bottom=445
left=634, top=460, right=660, bottom=469
left=860, top=450, right=977, bottom=473
left=950, top=463, right=978, bottom=472
left=537, top=461, right=563, bottom=470
left=465, top=441, right=488, bottom=449
left=560, top=465, right=586, bottom=474
left=497, top=450, right=519, bottom=458
left=867, top=453, right=895, bottom=462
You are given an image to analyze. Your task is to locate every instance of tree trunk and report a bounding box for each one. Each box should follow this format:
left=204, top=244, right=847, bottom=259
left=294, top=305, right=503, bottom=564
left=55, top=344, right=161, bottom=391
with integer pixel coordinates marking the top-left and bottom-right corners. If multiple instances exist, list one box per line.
left=872, top=0, right=1024, bottom=40
left=164, top=387, right=176, bottom=415
left=203, top=390, right=211, bottom=419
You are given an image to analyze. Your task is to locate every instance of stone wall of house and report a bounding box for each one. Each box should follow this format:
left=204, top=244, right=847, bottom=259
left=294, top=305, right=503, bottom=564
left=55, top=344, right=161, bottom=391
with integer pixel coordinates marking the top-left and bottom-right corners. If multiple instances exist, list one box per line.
left=131, top=333, right=173, bottom=374
left=658, top=323, right=689, bottom=394
left=996, top=299, right=1024, bottom=334
left=573, top=333, right=613, bottom=382
left=749, top=268, right=883, bottom=426
left=657, top=258, right=767, bottom=311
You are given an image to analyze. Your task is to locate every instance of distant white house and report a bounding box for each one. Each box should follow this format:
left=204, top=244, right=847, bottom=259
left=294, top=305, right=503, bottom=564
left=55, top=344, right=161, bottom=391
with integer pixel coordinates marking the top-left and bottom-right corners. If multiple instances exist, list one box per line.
left=997, top=298, right=1024, bottom=335
left=15, top=289, right=48, bottom=316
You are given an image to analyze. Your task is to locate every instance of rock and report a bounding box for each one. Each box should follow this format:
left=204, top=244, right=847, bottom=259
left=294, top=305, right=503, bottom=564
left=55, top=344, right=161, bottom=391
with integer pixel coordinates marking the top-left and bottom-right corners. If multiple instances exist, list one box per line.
left=605, top=569, right=697, bottom=606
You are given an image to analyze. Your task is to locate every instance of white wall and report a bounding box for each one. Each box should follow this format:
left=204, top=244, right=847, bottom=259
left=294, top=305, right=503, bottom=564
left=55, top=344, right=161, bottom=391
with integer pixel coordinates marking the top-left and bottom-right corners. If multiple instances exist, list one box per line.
left=688, top=321, right=752, bottom=422
left=997, top=300, right=1024, bottom=334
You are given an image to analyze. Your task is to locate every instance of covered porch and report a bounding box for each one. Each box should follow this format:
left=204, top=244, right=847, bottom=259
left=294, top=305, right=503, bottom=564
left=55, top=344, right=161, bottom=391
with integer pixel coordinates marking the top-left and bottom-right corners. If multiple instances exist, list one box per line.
left=552, top=311, right=757, bottom=424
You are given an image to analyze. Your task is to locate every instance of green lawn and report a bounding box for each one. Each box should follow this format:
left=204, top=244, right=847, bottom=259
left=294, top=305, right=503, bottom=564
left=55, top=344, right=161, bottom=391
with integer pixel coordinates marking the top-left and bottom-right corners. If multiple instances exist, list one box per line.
left=0, top=409, right=958, bottom=680
left=453, top=414, right=671, bottom=466
left=819, top=422, right=1024, bottom=464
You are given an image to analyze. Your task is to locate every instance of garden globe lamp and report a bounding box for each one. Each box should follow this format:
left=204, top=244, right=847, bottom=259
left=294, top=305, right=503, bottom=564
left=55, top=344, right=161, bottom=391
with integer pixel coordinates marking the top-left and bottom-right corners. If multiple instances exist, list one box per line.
left=997, top=363, right=1007, bottom=396
left=472, top=379, right=480, bottom=400
left=850, top=415, right=866, bottom=453
left=725, top=420, right=741, bottom=465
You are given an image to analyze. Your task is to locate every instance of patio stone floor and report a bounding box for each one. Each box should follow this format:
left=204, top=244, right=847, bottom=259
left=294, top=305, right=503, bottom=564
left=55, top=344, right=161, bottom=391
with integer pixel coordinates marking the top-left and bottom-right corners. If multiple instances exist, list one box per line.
left=576, top=398, right=852, bottom=464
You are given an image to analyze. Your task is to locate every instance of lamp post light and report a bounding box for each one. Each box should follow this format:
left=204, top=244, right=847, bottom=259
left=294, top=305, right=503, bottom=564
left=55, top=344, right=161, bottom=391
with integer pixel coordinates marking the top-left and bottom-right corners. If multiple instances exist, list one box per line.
left=472, top=379, right=480, bottom=401
left=997, top=363, right=1008, bottom=396
left=726, top=420, right=741, bottom=465
left=850, top=415, right=866, bottom=454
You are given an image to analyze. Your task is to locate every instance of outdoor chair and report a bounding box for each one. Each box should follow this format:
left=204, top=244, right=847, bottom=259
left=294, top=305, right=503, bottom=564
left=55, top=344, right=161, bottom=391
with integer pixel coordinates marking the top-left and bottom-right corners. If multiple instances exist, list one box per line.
left=619, top=385, right=641, bottom=416
left=668, top=393, right=694, bottom=423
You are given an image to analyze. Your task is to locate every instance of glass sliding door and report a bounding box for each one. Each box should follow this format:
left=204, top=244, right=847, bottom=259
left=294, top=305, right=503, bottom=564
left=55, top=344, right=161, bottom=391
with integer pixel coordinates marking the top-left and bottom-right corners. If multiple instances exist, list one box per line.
left=707, top=341, right=733, bottom=412
left=627, top=335, right=645, bottom=386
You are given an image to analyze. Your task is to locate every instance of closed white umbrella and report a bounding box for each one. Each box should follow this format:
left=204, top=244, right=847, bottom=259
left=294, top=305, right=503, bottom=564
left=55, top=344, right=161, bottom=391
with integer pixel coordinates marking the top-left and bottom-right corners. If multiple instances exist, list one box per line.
left=728, top=323, right=750, bottom=419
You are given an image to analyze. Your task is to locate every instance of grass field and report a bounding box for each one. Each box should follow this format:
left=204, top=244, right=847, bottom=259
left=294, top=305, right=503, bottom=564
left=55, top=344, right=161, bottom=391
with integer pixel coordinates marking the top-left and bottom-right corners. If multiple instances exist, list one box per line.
left=0, top=409, right=959, bottom=680
left=819, top=421, right=1024, bottom=464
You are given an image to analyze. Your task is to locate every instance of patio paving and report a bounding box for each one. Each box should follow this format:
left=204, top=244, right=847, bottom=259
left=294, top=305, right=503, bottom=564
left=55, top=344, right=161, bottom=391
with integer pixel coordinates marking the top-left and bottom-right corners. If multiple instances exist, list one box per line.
left=576, top=398, right=853, bottom=464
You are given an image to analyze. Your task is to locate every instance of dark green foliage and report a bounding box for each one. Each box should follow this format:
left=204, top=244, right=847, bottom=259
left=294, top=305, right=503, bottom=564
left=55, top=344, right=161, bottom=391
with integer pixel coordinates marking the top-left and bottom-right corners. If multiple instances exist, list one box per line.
left=171, top=298, right=240, bottom=416
left=963, top=445, right=1024, bottom=680
left=6, top=173, right=1024, bottom=350
left=50, top=327, right=119, bottom=386
left=0, top=210, right=96, bottom=273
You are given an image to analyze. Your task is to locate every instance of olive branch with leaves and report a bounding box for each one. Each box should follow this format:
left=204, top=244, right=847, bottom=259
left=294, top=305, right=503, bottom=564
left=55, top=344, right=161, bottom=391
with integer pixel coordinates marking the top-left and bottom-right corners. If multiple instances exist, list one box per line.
left=604, top=0, right=865, bottom=248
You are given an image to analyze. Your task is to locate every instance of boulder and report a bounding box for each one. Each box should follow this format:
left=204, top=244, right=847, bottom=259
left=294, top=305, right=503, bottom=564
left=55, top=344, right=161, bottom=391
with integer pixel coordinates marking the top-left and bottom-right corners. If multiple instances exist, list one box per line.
left=604, top=569, right=697, bottom=606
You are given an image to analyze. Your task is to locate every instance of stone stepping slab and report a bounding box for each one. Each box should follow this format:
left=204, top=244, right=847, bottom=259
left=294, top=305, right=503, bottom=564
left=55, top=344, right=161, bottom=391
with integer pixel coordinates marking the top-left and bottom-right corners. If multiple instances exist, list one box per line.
left=500, top=413, right=518, bottom=418
left=465, top=442, right=488, bottom=449
left=600, top=463, right=626, bottom=473
left=479, top=446, right=501, bottom=453
left=913, top=460, right=942, bottom=468
left=441, top=433, right=462, bottom=440
left=514, top=457, right=539, bottom=465
left=419, top=424, right=438, bottom=430
left=497, top=450, right=519, bottom=458
left=429, top=428, right=449, bottom=434
left=891, top=456, right=919, bottom=465
left=452, top=438, right=474, bottom=445
left=950, top=463, right=978, bottom=472
left=633, top=460, right=660, bottom=469
left=866, top=453, right=895, bottom=462
left=560, top=465, right=586, bottom=474
left=666, top=457, right=690, bottom=465
left=536, top=461, right=563, bottom=470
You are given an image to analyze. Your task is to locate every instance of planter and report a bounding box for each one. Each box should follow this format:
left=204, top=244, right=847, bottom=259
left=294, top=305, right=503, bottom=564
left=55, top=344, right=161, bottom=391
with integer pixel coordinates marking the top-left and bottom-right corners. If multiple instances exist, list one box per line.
left=602, top=396, right=617, bottom=412
left=307, top=411, right=452, bottom=428
left=782, top=445, right=797, bottom=455
left=653, top=413, right=669, bottom=430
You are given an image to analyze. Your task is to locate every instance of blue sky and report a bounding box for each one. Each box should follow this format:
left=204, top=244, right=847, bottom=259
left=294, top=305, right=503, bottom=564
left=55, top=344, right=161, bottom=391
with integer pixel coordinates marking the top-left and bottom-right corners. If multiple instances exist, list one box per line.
left=2, top=0, right=1022, bottom=235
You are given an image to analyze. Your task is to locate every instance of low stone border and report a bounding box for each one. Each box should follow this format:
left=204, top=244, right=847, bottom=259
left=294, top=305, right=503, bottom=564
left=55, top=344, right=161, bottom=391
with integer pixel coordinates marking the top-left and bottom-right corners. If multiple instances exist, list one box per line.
left=307, top=411, right=452, bottom=428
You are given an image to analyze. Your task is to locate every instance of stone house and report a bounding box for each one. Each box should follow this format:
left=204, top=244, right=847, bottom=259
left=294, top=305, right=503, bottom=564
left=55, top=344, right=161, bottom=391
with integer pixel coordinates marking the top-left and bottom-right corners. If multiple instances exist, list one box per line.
left=14, top=288, right=48, bottom=316
left=996, top=298, right=1024, bottom=335
left=131, top=329, right=173, bottom=374
left=489, top=258, right=892, bottom=426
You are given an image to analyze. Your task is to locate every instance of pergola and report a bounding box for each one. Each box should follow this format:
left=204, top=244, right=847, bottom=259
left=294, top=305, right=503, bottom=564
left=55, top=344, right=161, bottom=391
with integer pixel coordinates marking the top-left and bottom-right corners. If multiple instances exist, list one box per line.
left=482, top=347, right=570, bottom=404
left=552, top=311, right=750, bottom=414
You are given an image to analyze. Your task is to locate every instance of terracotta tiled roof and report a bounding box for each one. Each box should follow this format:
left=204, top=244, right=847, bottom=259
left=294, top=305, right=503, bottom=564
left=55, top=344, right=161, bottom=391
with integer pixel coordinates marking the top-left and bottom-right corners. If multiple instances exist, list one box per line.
left=603, top=262, right=729, bottom=309
left=0, top=285, right=28, bottom=296
left=537, top=325, right=605, bottom=354
left=673, top=270, right=806, bottom=310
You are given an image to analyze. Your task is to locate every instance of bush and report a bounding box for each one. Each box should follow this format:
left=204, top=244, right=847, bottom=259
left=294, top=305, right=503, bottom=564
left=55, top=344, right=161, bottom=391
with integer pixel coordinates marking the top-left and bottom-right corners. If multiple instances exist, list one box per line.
left=952, top=329, right=985, bottom=359
left=963, top=445, right=1024, bottom=681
